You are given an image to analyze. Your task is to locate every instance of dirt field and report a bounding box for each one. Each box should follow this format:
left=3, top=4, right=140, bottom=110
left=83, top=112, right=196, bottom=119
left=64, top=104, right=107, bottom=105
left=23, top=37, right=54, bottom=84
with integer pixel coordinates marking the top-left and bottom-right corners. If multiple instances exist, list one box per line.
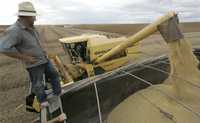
left=0, top=23, right=200, bottom=123
left=72, top=22, right=200, bottom=35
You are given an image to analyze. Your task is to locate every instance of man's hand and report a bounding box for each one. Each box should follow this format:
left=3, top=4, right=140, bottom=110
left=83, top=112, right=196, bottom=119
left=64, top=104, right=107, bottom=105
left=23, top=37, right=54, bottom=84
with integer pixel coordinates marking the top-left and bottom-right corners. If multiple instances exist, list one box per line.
left=25, top=56, right=37, bottom=64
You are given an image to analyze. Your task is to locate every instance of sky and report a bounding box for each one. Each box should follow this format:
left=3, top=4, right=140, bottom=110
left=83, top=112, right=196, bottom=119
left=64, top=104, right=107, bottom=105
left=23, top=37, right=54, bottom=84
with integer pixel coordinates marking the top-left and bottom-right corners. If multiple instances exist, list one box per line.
left=0, top=0, right=200, bottom=25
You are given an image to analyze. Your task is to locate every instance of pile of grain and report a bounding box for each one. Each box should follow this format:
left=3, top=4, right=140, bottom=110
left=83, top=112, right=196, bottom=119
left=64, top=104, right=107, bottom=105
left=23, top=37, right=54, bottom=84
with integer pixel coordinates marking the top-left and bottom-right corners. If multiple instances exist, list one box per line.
left=107, top=39, right=200, bottom=123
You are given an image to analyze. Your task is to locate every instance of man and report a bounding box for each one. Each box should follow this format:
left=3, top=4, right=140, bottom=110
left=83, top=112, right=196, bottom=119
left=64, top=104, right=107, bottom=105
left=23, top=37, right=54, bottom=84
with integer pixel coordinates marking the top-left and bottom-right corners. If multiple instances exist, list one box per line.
left=0, top=2, right=61, bottom=108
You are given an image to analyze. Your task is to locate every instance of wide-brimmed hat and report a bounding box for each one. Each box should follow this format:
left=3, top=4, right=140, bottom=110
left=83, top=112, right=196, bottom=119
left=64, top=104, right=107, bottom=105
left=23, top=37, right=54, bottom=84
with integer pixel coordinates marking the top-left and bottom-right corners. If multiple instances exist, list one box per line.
left=18, top=1, right=37, bottom=16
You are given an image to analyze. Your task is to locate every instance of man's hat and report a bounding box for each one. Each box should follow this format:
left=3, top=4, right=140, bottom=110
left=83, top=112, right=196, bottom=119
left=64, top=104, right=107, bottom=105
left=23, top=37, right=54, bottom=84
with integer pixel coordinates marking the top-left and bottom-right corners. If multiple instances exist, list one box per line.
left=18, top=2, right=37, bottom=16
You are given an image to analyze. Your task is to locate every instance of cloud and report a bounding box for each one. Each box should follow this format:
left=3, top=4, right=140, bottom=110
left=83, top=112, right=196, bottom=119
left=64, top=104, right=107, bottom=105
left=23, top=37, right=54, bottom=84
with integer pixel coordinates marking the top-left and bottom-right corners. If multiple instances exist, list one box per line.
left=0, top=0, right=199, bottom=24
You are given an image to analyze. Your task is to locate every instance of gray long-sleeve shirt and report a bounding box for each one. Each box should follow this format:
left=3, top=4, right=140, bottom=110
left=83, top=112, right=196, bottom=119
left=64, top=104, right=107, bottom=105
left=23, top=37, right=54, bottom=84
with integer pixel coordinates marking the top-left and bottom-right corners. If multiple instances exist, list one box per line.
left=0, top=20, right=48, bottom=68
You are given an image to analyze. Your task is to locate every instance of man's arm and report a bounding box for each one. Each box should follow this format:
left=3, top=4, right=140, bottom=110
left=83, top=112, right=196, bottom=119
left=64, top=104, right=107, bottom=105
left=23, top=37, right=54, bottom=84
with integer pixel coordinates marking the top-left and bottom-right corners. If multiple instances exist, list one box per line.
left=0, top=27, right=37, bottom=63
left=2, top=52, right=37, bottom=64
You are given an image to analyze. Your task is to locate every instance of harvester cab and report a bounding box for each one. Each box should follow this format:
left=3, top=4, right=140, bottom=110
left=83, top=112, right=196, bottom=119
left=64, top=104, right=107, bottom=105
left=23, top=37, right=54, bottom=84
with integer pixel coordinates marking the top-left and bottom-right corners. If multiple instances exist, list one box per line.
left=59, top=34, right=140, bottom=80
left=59, top=34, right=106, bottom=64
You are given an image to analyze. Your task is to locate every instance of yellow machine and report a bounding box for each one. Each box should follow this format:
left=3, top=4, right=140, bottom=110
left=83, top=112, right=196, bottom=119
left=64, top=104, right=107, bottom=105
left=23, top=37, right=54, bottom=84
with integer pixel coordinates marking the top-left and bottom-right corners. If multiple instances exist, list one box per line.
left=57, top=12, right=177, bottom=83
left=59, top=34, right=140, bottom=81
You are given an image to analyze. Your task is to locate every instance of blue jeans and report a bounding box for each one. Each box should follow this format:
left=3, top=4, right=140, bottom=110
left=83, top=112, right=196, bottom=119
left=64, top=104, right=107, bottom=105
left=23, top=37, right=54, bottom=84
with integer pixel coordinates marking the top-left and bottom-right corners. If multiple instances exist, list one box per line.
left=27, top=60, right=61, bottom=103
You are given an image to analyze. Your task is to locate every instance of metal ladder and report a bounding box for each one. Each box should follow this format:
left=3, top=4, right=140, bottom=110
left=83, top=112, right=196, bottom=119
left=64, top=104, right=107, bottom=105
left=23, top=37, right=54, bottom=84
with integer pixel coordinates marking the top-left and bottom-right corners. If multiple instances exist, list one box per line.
left=40, top=90, right=67, bottom=123
left=40, top=75, right=67, bottom=123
